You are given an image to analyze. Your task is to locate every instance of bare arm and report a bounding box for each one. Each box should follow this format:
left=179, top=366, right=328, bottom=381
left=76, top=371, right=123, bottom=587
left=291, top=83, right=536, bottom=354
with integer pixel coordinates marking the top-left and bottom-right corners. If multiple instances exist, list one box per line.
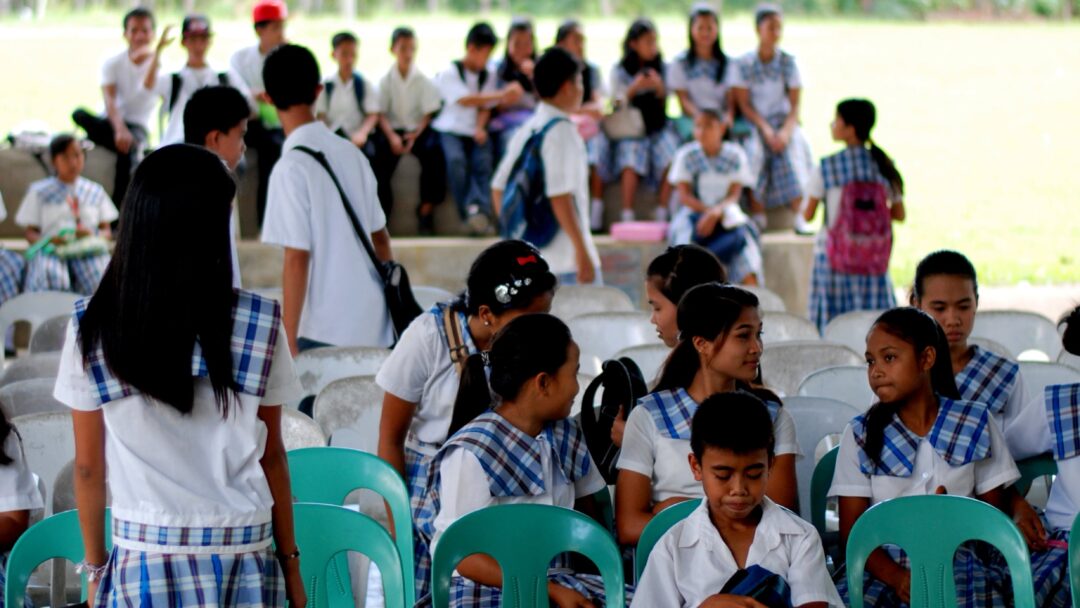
left=766, top=454, right=799, bottom=511
left=675, top=90, right=699, bottom=119
left=456, top=91, right=507, bottom=108
left=371, top=228, right=393, bottom=263
left=72, top=409, right=108, bottom=600
left=377, top=392, right=418, bottom=479
left=615, top=469, right=655, bottom=545
left=257, top=406, right=307, bottom=608
left=378, top=114, right=398, bottom=140
left=143, top=26, right=174, bottom=92
left=733, top=87, right=769, bottom=134
left=802, top=196, right=821, bottom=222
left=890, top=200, right=906, bottom=222
left=0, top=510, right=29, bottom=552
left=677, top=182, right=708, bottom=214
left=357, top=113, right=381, bottom=141
left=282, top=247, right=310, bottom=356
left=781, top=88, right=801, bottom=136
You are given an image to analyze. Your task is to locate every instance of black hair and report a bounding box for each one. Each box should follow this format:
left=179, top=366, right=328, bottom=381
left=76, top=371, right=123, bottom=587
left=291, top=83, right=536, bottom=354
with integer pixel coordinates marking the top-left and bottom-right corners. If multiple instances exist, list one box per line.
left=451, top=240, right=557, bottom=317
left=0, top=408, right=14, bottom=466
left=647, top=245, right=727, bottom=306
left=754, top=3, right=782, bottom=26
left=263, top=44, right=320, bottom=110
left=861, top=307, right=960, bottom=469
left=391, top=26, right=415, bottom=48
left=697, top=108, right=723, bottom=125
left=1061, top=306, right=1080, bottom=357
left=620, top=19, right=664, bottom=76
left=555, top=19, right=580, bottom=45
left=123, top=7, right=154, bottom=30
left=910, top=250, right=979, bottom=305
left=451, top=313, right=573, bottom=434
left=78, top=145, right=237, bottom=416
left=498, top=18, right=537, bottom=93
left=534, top=47, right=581, bottom=99
left=836, top=98, right=904, bottom=197
left=254, top=20, right=275, bottom=29
left=686, top=4, right=727, bottom=83
left=183, top=86, right=251, bottom=146
left=654, top=283, right=759, bottom=393
left=466, top=22, right=498, bottom=49
left=332, top=31, right=358, bottom=49
left=691, top=391, right=775, bottom=461
left=49, top=134, right=78, bottom=161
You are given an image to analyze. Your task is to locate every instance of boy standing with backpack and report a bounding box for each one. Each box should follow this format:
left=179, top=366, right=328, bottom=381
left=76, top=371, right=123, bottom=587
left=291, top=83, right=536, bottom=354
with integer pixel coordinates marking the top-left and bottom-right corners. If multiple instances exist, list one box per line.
left=315, top=32, right=382, bottom=157
left=492, top=47, right=599, bottom=285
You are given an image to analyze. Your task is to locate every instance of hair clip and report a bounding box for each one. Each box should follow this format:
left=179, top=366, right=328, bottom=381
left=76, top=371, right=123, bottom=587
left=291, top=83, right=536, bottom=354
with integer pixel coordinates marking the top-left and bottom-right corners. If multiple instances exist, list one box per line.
left=494, top=284, right=512, bottom=304
left=516, top=255, right=538, bottom=266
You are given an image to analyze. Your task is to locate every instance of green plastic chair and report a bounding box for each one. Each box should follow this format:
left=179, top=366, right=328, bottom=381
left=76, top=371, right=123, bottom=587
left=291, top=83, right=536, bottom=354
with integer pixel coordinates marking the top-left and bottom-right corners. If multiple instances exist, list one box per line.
left=811, top=446, right=840, bottom=536
left=633, top=499, right=700, bottom=582
left=846, top=495, right=1036, bottom=608
left=4, top=508, right=112, bottom=608
left=431, top=503, right=625, bottom=608
left=293, top=503, right=405, bottom=608
left=590, top=487, right=616, bottom=534
left=1070, top=511, right=1079, bottom=608
left=1014, top=452, right=1057, bottom=497
left=287, top=447, right=415, bottom=607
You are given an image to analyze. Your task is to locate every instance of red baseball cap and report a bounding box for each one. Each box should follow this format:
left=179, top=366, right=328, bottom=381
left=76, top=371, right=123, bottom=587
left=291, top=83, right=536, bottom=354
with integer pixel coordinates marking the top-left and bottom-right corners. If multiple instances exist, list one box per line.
left=253, top=0, right=288, bottom=24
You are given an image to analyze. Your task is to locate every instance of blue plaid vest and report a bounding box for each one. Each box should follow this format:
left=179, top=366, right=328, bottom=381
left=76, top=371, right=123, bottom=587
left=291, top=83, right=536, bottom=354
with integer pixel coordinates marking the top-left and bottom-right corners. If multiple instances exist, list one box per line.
left=820, top=146, right=891, bottom=191
left=1044, top=383, right=1080, bottom=460
left=852, top=397, right=993, bottom=477
left=684, top=142, right=744, bottom=177
left=73, top=290, right=281, bottom=405
left=642, top=388, right=781, bottom=440
left=955, top=346, right=1019, bottom=415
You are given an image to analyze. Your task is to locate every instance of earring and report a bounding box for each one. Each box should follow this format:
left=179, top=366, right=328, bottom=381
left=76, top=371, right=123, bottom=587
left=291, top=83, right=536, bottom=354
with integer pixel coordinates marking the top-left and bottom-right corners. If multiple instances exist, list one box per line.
left=484, top=320, right=492, bottom=327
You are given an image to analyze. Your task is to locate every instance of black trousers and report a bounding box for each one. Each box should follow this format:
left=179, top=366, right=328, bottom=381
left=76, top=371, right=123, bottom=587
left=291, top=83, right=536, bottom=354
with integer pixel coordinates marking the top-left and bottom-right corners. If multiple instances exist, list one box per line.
left=71, top=109, right=148, bottom=208
left=370, top=128, right=446, bottom=216
left=244, top=120, right=285, bottom=227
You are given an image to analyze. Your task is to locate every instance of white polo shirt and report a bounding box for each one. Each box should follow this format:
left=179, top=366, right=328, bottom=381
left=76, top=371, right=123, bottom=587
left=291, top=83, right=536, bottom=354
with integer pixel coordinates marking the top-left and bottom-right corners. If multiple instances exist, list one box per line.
left=261, top=121, right=393, bottom=347
left=431, top=63, right=497, bottom=137
left=229, top=45, right=269, bottom=95
left=17, top=176, right=119, bottom=238
left=632, top=498, right=843, bottom=608
left=153, top=65, right=252, bottom=146
left=101, top=50, right=158, bottom=132
left=378, top=65, right=443, bottom=131
left=315, top=72, right=382, bottom=136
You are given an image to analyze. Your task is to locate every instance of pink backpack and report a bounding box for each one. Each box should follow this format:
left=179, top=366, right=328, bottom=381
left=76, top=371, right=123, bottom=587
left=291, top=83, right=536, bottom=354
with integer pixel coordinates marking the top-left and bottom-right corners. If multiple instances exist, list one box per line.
left=826, top=181, right=892, bottom=275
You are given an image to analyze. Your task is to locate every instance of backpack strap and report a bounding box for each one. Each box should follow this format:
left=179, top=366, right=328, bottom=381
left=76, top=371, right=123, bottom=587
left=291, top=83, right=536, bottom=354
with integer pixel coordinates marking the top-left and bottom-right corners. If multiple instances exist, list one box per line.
left=441, top=304, right=469, bottom=377
left=324, top=79, right=336, bottom=105
left=169, top=72, right=183, bottom=113
left=453, top=60, right=487, bottom=92
left=217, top=72, right=229, bottom=86
left=352, top=72, right=366, bottom=112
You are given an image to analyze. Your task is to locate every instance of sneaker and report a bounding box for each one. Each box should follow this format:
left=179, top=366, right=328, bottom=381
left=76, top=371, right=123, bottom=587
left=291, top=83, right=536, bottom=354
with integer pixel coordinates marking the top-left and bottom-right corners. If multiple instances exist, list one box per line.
left=653, top=206, right=669, bottom=222
left=590, top=198, right=605, bottom=231
left=620, top=209, right=636, bottom=223
left=465, top=205, right=491, bottom=236
left=793, top=212, right=814, bottom=236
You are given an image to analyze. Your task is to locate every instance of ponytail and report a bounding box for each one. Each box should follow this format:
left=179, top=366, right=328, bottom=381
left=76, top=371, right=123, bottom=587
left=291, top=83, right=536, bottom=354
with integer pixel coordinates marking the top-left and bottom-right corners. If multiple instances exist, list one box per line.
left=836, top=98, right=904, bottom=197
left=1060, top=305, right=1080, bottom=357
left=448, top=353, right=491, bottom=437
left=0, top=407, right=14, bottom=466
left=862, top=400, right=901, bottom=471
left=654, top=339, right=701, bottom=394
left=868, top=140, right=904, bottom=198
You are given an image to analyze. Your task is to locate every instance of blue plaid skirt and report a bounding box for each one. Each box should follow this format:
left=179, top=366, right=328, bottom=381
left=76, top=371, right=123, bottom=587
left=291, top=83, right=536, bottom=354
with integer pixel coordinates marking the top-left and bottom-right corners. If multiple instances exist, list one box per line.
left=0, top=250, right=25, bottom=306
left=93, top=519, right=284, bottom=608
left=612, top=125, right=682, bottom=186
left=1025, top=529, right=1071, bottom=608
left=744, top=118, right=813, bottom=209
left=448, top=570, right=632, bottom=607
left=24, top=253, right=110, bottom=296
left=808, top=241, right=896, bottom=333
left=407, top=438, right=440, bottom=604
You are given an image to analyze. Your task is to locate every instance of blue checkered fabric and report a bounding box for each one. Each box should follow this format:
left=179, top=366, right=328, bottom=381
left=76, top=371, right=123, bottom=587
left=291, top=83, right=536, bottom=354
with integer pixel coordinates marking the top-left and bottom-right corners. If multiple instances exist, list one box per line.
left=683, top=142, right=744, bottom=177
left=613, top=126, right=683, bottom=185
left=642, top=388, right=781, bottom=440
left=73, top=289, right=281, bottom=405
left=28, top=176, right=111, bottom=212
left=408, top=439, right=440, bottom=604
left=447, top=570, right=630, bottom=607
left=754, top=114, right=803, bottom=209
left=67, top=253, right=110, bottom=295
left=114, top=519, right=274, bottom=549
left=1044, top=383, right=1080, bottom=460
left=807, top=245, right=896, bottom=333
left=676, top=50, right=721, bottom=81
left=737, top=51, right=797, bottom=88
left=956, top=346, right=1019, bottom=415
left=23, top=253, right=71, bottom=293
left=0, top=250, right=25, bottom=305
left=1030, top=529, right=1072, bottom=608
left=820, top=145, right=892, bottom=191
left=725, top=223, right=764, bottom=285
left=852, top=397, right=992, bottom=477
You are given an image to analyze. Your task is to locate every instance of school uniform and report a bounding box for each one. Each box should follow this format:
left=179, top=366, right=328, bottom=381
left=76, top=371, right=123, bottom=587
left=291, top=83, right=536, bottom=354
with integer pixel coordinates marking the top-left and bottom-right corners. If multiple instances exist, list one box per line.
left=374, top=304, right=479, bottom=601
left=0, top=193, right=26, bottom=308
left=153, top=65, right=252, bottom=146
left=956, top=346, right=1046, bottom=459
left=0, top=429, right=47, bottom=608
left=315, top=71, right=381, bottom=142
left=829, top=397, right=1021, bottom=608
left=668, top=50, right=734, bottom=143
left=490, top=58, right=539, bottom=160
left=416, top=411, right=616, bottom=607
left=432, top=62, right=498, bottom=219
left=618, top=389, right=800, bottom=504
left=580, top=62, right=611, bottom=175
left=491, top=102, right=601, bottom=283
left=609, top=63, right=683, bottom=187
left=729, top=50, right=814, bottom=210
left=667, top=141, right=763, bottom=284
left=632, top=498, right=842, bottom=607
left=230, top=44, right=283, bottom=225
left=53, top=290, right=302, bottom=607
left=805, top=145, right=898, bottom=332
left=17, top=176, right=118, bottom=296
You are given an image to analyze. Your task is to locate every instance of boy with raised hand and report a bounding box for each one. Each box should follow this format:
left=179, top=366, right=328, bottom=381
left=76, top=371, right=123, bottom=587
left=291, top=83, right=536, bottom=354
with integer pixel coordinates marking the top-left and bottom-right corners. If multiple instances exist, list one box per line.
left=316, top=32, right=382, bottom=157
left=72, top=7, right=158, bottom=207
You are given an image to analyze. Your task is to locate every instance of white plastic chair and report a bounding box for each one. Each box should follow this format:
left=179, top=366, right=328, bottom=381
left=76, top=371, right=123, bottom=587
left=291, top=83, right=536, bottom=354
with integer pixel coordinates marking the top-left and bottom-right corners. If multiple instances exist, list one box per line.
left=762, top=311, right=821, bottom=343
left=744, top=285, right=786, bottom=313
left=1018, top=362, right=1080, bottom=394
left=292, top=346, right=392, bottom=409
left=783, top=396, right=861, bottom=522
left=612, top=344, right=670, bottom=385
left=29, top=315, right=70, bottom=354
left=0, top=292, right=80, bottom=363
left=760, top=341, right=863, bottom=397
left=969, top=337, right=1015, bottom=360
left=281, top=408, right=328, bottom=450
left=550, top=285, right=636, bottom=321
left=12, top=411, right=74, bottom=517
left=566, top=312, right=663, bottom=376
left=412, top=285, right=456, bottom=311
left=822, top=310, right=885, bottom=356
left=797, top=365, right=875, bottom=411
left=311, top=375, right=384, bottom=451
left=0, top=352, right=61, bottom=388
left=0, top=378, right=66, bottom=417
left=971, top=310, right=1062, bottom=361
left=1058, top=350, right=1080, bottom=372
left=50, top=460, right=112, bottom=607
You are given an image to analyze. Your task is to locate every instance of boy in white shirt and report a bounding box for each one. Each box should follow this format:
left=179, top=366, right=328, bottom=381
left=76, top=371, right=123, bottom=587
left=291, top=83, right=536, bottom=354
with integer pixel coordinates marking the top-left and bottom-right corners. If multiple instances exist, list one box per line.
left=634, top=392, right=841, bottom=608
left=72, top=7, right=157, bottom=207
left=260, top=44, right=395, bottom=355
left=492, top=47, right=600, bottom=285
left=316, top=32, right=381, bottom=158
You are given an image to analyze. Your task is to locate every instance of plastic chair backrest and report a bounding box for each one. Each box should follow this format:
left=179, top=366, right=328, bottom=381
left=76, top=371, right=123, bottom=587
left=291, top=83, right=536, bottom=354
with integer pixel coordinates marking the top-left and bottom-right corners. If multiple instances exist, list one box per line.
left=0, top=378, right=66, bottom=417
left=634, top=499, right=700, bottom=582
left=550, top=285, right=636, bottom=322
left=846, top=495, right=1036, bottom=608
left=968, top=337, right=1015, bottom=361
left=1058, top=350, right=1080, bottom=373
left=811, top=446, right=839, bottom=536
left=822, top=310, right=884, bottom=355
left=432, top=503, right=625, bottom=608
left=760, top=341, right=863, bottom=397
left=292, top=347, right=391, bottom=409
left=797, top=365, right=875, bottom=411
left=744, top=285, right=787, bottom=313
left=4, top=508, right=113, bottom=608
left=567, top=312, right=663, bottom=376
left=971, top=310, right=1062, bottom=361
left=0, top=352, right=62, bottom=389
left=612, top=344, right=670, bottom=385
left=0, top=292, right=80, bottom=364
left=311, top=375, right=384, bottom=450
left=762, top=311, right=823, bottom=343
left=1018, top=362, right=1080, bottom=395
left=13, top=411, right=74, bottom=516
left=1013, top=452, right=1057, bottom=497
left=783, top=396, right=861, bottom=521
left=281, top=408, right=327, bottom=451
left=412, top=285, right=455, bottom=311
left=293, top=503, right=406, bottom=608
left=29, top=315, right=71, bottom=354
left=1070, top=511, right=1079, bottom=608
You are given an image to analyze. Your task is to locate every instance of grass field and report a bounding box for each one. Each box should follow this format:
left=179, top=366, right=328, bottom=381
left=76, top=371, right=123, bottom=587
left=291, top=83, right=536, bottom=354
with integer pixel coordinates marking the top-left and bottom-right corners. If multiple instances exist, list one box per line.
left=2, top=11, right=1078, bottom=287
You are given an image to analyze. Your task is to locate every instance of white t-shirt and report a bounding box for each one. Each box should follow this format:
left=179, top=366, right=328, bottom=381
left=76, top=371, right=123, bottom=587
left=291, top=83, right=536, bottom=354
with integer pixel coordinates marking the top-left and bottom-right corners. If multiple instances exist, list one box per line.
left=261, top=122, right=393, bottom=347
left=0, top=432, right=45, bottom=513
left=101, top=49, right=158, bottom=131
left=315, top=72, right=382, bottom=137
left=728, top=51, right=802, bottom=121
left=229, top=45, right=269, bottom=95
left=154, top=65, right=252, bottom=146
left=53, top=320, right=302, bottom=537
left=378, top=65, right=443, bottom=131
left=666, top=51, right=735, bottom=114
left=16, top=177, right=119, bottom=238
left=491, top=102, right=600, bottom=276
left=632, top=498, right=842, bottom=608
left=431, top=63, right=497, bottom=137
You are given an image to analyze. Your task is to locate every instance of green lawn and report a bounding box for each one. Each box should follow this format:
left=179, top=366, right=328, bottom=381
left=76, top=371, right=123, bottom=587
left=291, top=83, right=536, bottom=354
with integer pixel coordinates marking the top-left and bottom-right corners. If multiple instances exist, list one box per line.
left=2, top=12, right=1078, bottom=287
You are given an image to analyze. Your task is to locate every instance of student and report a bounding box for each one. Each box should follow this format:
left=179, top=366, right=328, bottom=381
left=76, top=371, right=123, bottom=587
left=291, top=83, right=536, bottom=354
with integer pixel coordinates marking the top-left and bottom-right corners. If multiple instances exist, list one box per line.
left=633, top=392, right=841, bottom=608
left=432, top=23, right=520, bottom=235
left=55, top=145, right=305, bottom=607
left=492, top=47, right=601, bottom=286
left=144, top=15, right=252, bottom=146
left=372, top=26, right=446, bottom=230
left=668, top=5, right=735, bottom=138
left=72, top=7, right=157, bottom=207
left=230, top=0, right=288, bottom=226
left=489, top=18, right=539, bottom=160
left=610, top=18, right=682, bottom=223
left=18, top=134, right=118, bottom=296
left=416, top=313, right=615, bottom=606
left=376, top=240, right=557, bottom=601
left=315, top=32, right=381, bottom=158
left=617, top=283, right=801, bottom=546
left=668, top=110, right=762, bottom=285
left=731, top=4, right=814, bottom=230
left=646, top=245, right=727, bottom=348
left=261, top=44, right=394, bottom=354
left=0, top=193, right=26, bottom=311
left=829, top=307, right=1020, bottom=608
left=803, top=99, right=904, bottom=333
left=0, top=406, right=45, bottom=607
left=555, top=20, right=609, bottom=232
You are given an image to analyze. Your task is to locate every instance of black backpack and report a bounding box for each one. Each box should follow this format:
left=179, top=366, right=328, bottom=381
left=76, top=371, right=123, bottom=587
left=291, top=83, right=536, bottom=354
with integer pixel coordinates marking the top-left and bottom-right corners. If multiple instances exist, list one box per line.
left=579, top=358, right=648, bottom=484
left=169, top=71, right=230, bottom=113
